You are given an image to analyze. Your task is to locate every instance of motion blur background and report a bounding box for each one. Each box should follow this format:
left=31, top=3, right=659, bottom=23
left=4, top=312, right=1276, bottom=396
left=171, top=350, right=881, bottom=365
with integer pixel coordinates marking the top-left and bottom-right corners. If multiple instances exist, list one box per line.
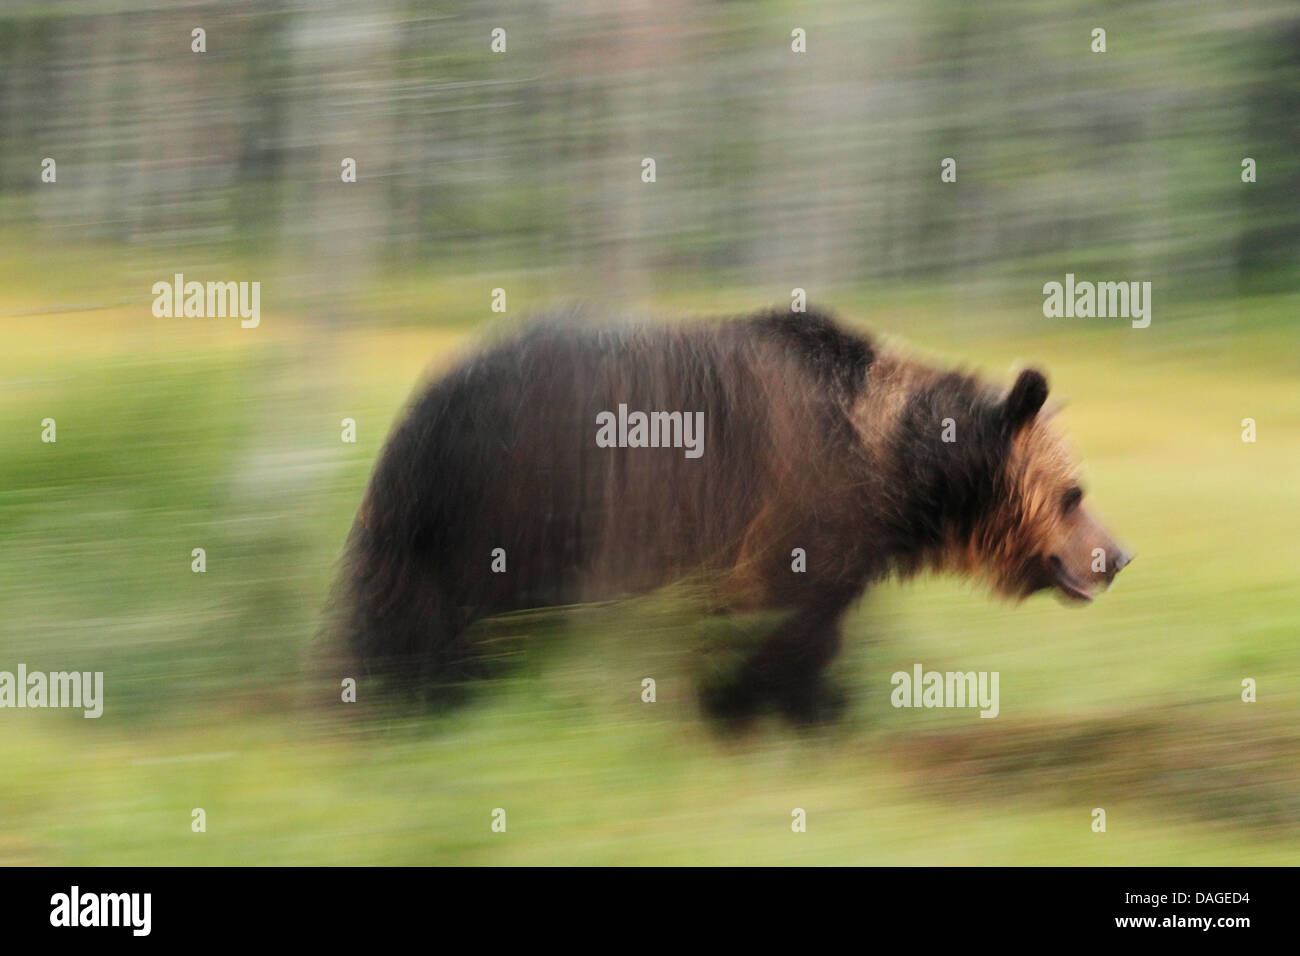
left=1, top=0, right=1297, bottom=864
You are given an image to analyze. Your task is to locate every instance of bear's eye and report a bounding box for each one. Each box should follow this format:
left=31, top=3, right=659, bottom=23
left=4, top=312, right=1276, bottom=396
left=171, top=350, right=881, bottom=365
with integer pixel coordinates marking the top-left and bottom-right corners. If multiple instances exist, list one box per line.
left=1061, top=486, right=1083, bottom=516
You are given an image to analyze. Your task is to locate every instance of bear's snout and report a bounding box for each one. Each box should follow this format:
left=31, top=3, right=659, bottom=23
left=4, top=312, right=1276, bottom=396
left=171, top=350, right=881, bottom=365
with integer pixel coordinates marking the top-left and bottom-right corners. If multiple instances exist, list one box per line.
left=1047, top=535, right=1131, bottom=603
left=1093, top=537, right=1132, bottom=587
left=1106, top=546, right=1133, bottom=581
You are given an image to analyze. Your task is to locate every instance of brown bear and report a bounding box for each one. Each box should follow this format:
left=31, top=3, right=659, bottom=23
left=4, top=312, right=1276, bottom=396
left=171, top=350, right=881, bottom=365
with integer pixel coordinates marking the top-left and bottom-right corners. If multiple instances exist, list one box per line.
left=340, top=308, right=1130, bottom=721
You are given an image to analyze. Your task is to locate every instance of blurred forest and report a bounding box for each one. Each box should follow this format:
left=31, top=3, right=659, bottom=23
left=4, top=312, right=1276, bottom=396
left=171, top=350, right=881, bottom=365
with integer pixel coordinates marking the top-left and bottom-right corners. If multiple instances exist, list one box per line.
left=2, top=0, right=1298, bottom=308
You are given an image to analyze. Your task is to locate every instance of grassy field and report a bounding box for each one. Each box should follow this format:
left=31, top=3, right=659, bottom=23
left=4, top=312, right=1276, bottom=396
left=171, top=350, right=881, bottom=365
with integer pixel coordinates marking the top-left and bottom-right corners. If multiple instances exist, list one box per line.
left=1, top=248, right=1298, bottom=864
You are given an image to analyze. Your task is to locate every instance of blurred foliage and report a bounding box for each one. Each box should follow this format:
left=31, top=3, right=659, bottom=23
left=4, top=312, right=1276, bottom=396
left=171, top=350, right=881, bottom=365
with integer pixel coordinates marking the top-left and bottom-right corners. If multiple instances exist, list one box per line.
left=1, top=269, right=1297, bottom=863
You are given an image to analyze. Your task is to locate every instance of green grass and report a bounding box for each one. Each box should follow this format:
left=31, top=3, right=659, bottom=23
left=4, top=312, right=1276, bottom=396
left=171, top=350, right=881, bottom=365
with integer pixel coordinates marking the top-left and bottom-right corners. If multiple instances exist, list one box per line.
left=1, top=256, right=1298, bottom=864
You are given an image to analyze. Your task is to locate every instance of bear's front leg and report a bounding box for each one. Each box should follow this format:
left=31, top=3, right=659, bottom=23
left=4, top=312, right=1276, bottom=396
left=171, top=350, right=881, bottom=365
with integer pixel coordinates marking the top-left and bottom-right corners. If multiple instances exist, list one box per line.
left=700, top=597, right=853, bottom=725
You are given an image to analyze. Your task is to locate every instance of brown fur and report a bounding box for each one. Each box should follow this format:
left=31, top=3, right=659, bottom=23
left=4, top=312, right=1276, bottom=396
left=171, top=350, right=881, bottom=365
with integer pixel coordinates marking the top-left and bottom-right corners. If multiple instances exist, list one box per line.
left=338, top=308, right=1129, bottom=721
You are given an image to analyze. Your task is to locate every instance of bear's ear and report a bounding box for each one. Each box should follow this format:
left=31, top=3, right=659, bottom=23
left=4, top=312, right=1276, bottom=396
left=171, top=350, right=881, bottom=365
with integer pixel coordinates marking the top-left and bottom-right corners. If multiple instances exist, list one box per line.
left=1003, top=368, right=1049, bottom=433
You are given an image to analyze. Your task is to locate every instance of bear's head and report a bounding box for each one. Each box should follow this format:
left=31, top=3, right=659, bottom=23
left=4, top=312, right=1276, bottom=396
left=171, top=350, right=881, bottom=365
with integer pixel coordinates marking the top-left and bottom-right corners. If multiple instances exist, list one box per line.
left=973, top=368, right=1132, bottom=603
